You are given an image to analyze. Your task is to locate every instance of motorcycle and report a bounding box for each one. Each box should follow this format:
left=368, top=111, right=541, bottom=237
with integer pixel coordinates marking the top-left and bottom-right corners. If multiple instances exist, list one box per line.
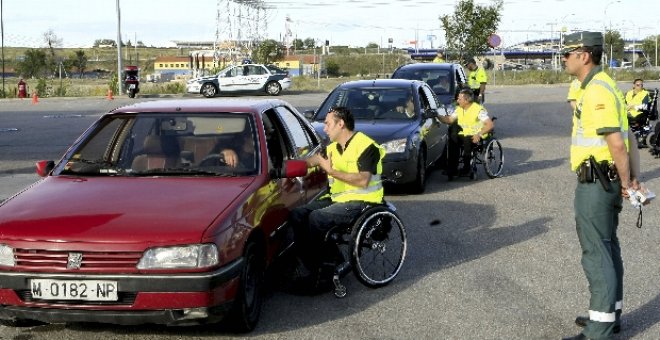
left=124, top=66, right=140, bottom=98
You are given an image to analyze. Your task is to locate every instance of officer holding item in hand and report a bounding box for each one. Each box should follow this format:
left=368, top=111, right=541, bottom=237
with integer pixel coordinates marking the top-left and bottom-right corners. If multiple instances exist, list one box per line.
left=561, top=31, right=648, bottom=340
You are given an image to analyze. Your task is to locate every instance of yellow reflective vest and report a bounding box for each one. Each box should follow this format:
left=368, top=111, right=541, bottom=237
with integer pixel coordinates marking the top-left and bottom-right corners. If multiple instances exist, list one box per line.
left=456, top=102, right=488, bottom=137
left=570, top=67, right=628, bottom=171
left=625, top=88, right=650, bottom=118
left=327, top=132, right=385, bottom=203
left=467, top=66, right=488, bottom=90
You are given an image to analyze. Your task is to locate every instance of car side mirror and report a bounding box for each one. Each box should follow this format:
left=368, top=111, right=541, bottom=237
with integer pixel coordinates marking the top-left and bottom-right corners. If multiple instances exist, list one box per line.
left=270, top=159, right=308, bottom=179
left=303, top=110, right=316, bottom=121
left=36, top=160, right=55, bottom=177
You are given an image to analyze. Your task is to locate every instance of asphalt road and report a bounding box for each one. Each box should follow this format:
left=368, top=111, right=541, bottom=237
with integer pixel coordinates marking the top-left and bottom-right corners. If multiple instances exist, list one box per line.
left=1, top=85, right=659, bottom=339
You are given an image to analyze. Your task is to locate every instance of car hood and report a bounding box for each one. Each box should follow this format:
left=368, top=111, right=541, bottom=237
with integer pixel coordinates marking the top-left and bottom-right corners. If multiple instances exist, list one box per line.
left=0, top=176, right=253, bottom=245
left=313, top=120, right=416, bottom=144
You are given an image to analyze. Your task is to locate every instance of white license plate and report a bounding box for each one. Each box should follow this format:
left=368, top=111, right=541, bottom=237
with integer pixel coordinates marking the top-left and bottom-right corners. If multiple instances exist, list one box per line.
left=129, top=84, right=136, bottom=89
left=30, top=279, right=118, bottom=301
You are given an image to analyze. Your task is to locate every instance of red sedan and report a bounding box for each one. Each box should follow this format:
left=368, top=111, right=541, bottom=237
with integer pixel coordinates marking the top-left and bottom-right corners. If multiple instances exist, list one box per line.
left=0, top=99, right=327, bottom=331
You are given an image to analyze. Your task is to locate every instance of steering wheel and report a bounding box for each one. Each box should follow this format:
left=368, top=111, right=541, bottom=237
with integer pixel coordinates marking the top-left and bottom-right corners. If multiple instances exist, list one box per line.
left=198, top=153, right=227, bottom=167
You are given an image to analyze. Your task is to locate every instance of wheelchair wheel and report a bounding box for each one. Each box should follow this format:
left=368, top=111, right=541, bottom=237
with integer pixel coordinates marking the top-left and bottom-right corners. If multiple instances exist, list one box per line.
left=350, top=206, right=407, bottom=288
left=483, top=139, right=504, bottom=178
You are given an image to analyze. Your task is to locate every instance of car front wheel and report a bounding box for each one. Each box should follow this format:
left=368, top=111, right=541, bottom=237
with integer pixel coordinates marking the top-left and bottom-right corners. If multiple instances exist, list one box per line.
left=265, top=81, right=281, bottom=96
left=410, top=151, right=426, bottom=194
left=201, top=83, right=218, bottom=98
left=228, top=241, right=264, bottom=332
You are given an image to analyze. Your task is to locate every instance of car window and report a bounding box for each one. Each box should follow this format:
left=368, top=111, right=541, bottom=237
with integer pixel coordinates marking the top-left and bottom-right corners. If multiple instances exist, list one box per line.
left=266, top=65, right=287, bottom=75
left=420, top=85, right=440, bottom=110
left=316, top=87, right=416, bottom=121
left=57, top=113, right=258, bottom=177
left=274, top=106, right=317, bottom=158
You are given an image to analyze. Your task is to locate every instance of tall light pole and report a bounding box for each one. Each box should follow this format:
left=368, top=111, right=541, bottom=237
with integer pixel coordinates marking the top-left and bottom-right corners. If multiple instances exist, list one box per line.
left=1, top=0, right=5, bottom=98
left=116, top=0, right=123, bottom=95
left=604, top=1, right=621, bottom=67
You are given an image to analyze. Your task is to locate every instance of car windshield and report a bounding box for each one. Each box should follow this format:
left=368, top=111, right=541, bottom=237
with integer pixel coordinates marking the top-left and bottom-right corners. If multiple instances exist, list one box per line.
left=55, top=113, right=259, bottom=177
left=315, top=87, right=417, bottom=121
left=394, top=68, right=453, bottom=95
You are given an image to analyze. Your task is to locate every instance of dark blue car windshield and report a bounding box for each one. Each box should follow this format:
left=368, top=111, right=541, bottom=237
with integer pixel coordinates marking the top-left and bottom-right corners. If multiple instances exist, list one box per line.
left=316, top=87, right=417, bottom=121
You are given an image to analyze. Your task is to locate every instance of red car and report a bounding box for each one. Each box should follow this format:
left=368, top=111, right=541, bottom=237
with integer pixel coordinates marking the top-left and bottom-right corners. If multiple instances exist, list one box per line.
left=0, top=99, right=327, bottom=331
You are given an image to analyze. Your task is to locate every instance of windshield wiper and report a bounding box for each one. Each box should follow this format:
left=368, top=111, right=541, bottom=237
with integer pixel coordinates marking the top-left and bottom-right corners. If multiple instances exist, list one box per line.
left=131, top=167, right=239, bottom=177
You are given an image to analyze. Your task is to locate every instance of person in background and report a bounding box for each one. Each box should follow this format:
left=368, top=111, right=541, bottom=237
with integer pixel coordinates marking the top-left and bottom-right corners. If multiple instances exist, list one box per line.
left=465, top=57, right=488, bottom=104
left=625, top=78, right=650, bottom=128
left=438, top=88, right=493, bottom=179
left=433, top=50, right=445, bottom=63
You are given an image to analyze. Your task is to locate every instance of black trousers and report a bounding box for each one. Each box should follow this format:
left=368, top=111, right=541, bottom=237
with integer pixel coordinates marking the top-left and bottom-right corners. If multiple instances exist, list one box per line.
left=289, top=198, right=369, bottom=270
left=448, top=132, right=475, bottom=175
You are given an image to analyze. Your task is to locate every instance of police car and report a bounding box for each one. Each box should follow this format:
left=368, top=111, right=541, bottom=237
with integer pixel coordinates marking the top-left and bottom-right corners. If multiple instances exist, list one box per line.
left=186, top=63, right=292, bottom=97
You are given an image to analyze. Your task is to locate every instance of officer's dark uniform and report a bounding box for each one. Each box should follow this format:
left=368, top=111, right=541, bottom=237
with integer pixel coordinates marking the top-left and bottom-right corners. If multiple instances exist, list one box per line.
left=564, top=32, right=628, bottom=340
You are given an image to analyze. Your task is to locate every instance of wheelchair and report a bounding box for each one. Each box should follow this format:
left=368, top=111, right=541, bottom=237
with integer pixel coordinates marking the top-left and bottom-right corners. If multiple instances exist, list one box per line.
left=319, top=201, right=407, bottom=298
left=631, top=88, right=658, bottom=149
left=455, top=118, right=504, bottom=180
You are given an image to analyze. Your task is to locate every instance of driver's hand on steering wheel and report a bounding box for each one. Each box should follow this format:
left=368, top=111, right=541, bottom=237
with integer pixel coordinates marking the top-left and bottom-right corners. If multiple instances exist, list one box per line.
left=220, top=149, right=239, bottom=167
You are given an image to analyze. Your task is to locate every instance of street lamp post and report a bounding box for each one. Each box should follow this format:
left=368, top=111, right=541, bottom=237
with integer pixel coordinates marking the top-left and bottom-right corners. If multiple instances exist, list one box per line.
left=604, top=1, right=621, bottom=67
left=1, top=0, right=5, bottom=98
left=116, top=0, right=123, bottom=95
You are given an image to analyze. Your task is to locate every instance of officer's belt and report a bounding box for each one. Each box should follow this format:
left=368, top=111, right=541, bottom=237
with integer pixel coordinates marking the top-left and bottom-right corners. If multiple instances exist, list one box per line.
left=576, top=157, right=619, bottom=188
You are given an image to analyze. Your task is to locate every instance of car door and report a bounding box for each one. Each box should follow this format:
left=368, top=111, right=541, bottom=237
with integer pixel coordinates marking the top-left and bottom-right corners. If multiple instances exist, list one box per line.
left=218, top=65, right=240, bottom=91
left=243, top=65, right=270, bottom=91
left=273, top=105, right=326, bottom=203
left=419, top=84, right=446, bottom=164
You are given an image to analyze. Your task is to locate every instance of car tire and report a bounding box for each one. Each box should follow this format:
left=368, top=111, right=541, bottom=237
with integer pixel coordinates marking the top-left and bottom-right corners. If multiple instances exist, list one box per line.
left=228, top=241, right=264, bottom=332
left=265, top=81, right=281, bottom=96
left=201, top=83, right=218, bottom=98
left=410, top=151, right=426, bottom=194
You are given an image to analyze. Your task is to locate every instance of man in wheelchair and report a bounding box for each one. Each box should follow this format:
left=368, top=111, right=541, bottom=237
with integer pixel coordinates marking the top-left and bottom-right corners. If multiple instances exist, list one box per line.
left=626, top=78, right=650, bottom=129
left=439, top=88, right=494, bottom=179
left=288, top=106, right=386, bottom=289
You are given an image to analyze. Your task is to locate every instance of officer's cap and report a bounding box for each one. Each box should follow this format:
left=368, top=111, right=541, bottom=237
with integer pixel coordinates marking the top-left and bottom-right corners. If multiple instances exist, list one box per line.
left=561, top=31, right=603, bottom=54
left=464, top=57, right=476, bottom=66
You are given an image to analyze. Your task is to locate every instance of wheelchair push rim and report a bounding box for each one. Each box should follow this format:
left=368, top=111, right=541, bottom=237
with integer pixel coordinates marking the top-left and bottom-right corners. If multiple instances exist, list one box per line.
left=483, top=139, right=504, bottom=178
left=350, top=206, right=407, bottom=287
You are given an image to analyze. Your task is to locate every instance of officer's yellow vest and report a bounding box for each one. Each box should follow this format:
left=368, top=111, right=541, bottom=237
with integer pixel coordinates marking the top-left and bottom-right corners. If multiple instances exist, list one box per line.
left=567, top=79, right=582, bottom=102
left=570, top=69, right=629, bottom=171
left=468, top=67, right=488, bottom=90
left=625, top=89, right=650, bottom=118
left=327, top=132, right=385, bottom=203
left=456, top=103, right=487, bottom=137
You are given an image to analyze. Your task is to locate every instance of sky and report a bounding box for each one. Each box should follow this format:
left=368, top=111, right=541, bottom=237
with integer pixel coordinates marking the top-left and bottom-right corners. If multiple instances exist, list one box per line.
left=1, top=0, right=658, bottom=50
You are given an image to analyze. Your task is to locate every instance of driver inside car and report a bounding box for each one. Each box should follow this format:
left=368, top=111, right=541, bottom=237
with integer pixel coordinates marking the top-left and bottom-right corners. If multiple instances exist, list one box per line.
left=211, top=132, right=255, bottom=168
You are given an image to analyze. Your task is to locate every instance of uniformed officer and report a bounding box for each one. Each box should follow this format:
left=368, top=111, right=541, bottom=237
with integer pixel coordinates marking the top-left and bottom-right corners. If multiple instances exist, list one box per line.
left=624, top=78, right=650, bottom=129
left=561, top=31, right=642, bottom=340
left=465, top=57, right=488, bottom=103
left=433, top=50, right=446, bottom=63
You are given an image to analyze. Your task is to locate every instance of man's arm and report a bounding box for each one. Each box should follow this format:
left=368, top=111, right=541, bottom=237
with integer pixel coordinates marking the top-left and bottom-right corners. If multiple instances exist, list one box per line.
left=604, top=131, right=631, bottom=194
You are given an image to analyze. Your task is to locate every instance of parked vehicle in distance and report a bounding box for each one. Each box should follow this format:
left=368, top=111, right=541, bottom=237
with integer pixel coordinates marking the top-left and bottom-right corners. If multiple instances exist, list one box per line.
left=0, top=99, right=327, bottom=331
left=305, top=79, right=447, bottom=194
left=391, top=62, right=467, bottom=106
left=186, top=64, right=292, bottom=97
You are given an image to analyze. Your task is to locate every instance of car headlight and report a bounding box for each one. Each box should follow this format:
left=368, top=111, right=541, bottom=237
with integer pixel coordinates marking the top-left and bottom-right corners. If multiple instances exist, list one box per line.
left=137, top=244, right=218, bottom=269
left=381, top=138, right=408, bottom=154
left=0, top=244, right=15, bottom=267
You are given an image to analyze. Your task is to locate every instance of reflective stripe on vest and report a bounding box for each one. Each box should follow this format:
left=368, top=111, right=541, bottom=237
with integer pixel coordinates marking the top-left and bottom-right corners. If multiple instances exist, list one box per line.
left=570, top=76, right=628, bottom=170
left=588, top=310, right=616, bottom=323
left=327, top=132, right=385, bottom=203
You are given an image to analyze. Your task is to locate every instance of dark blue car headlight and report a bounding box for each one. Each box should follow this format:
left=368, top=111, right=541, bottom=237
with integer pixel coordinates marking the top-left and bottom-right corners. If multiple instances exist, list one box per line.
left=381, top=138, right=408, bottom=154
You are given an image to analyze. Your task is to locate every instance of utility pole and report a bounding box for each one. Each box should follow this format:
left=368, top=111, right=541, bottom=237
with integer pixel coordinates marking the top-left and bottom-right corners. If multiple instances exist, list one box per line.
left=1, top=0, right=5, bottom=98
left=116, top=0, right=123, bottom=95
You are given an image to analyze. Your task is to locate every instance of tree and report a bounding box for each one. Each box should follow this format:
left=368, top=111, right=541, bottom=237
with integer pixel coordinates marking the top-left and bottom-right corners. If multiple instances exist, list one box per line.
left=16, top=49, right=48, bottom=78
left=69, top=50, right=88, bottom=78
left=304, top=38, right=316, bottom=49
left=292, top=38, right=304, bottom=50
left=641, top=35, right=659, bottom=67
left=93, top=39, right=117, bottom=47
left=43, top=29, right=63, bottom=77
left=440, top=0, right=503, bottom=60
left=604, top=30, right=625, bottom=64
left=366, top=42, right=379, bottom=48
left=252, top=39, right=284, bottom=64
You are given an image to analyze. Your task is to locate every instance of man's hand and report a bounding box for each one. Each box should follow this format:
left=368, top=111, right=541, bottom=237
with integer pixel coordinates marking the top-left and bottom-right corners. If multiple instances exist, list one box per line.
left=220, top=149, right=239, bottom=167
left=471, top=134, right=481, bottom=144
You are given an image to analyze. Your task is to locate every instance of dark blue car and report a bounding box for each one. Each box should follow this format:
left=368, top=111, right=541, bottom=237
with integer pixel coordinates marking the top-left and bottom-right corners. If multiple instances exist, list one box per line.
left=391, top=62, right=468, bottom=106
left=305, top=79, right=448, bottom=193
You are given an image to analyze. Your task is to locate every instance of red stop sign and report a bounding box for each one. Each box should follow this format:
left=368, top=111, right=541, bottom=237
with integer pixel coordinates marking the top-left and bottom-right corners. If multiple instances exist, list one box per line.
left=488, top=34, right=501, bottom=48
